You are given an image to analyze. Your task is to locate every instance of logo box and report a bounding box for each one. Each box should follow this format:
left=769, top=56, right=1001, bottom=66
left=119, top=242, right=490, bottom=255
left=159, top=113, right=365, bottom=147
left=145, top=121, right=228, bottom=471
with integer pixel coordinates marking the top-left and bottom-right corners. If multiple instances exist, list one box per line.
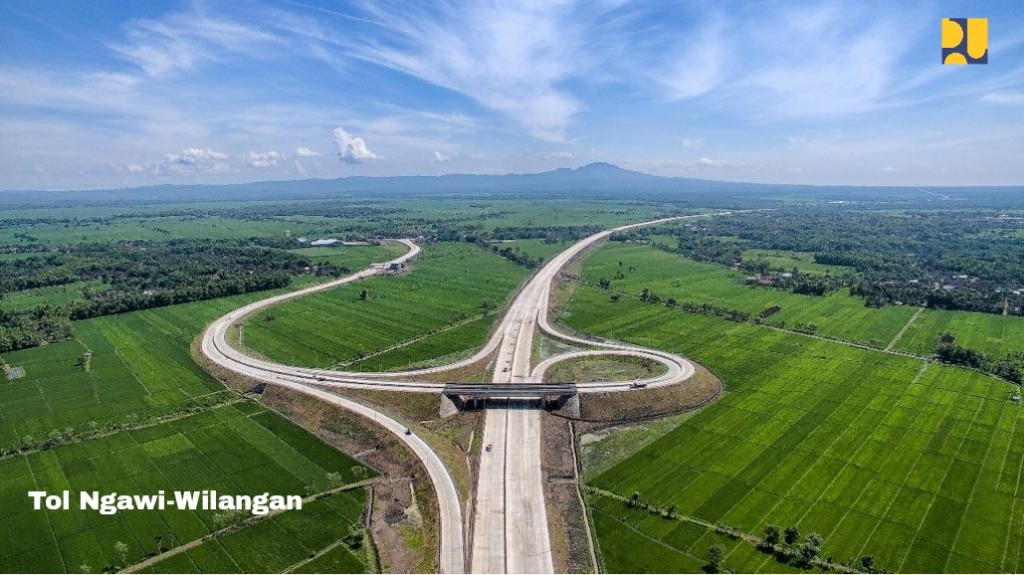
left=943, top=18, right=988, bottom=64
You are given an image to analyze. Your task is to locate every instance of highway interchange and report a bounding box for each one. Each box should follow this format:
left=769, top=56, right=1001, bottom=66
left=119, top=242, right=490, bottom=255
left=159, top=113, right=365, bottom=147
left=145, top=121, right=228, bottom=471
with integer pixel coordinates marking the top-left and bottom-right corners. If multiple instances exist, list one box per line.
left=200, top=215, right=722, bottom=573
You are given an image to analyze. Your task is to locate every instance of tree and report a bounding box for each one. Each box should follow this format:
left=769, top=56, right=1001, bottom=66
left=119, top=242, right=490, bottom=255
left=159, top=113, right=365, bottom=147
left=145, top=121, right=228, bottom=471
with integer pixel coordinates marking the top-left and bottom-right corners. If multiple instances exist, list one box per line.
left=763, top=524, right=780, bottom=546
left=598, top=277, right=611, bottom=290
left=705, top=544, right=724, bottom=573
left=799, top=532, right=823, bottom=565
left=114, top=541, right=129, bottom=567
left=628, top=491, right=641, bottom=508
left=79, top=564, right=91, bottom=574
left=78, top=352, right=92, bottom=372
left=784, top=526, right=800, bottom=546
left=359, top=289, right=368, bottom=301
left=860, top=555, right=875, bottom=573
left=154, top=534, right=164, bottom=553
left=664, top=503, right=678, bottom=519
left=342, top=524, right=364, bottom=549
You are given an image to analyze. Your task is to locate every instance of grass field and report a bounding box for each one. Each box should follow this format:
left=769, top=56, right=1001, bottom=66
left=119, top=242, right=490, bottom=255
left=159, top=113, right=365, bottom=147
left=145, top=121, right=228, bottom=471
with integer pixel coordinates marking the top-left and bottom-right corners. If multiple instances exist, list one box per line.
left=565, top=284, right=1024, bottom=573
left=543, top=355, right=667, bottom=383
left=1, top=281, right=109, bottom=312
left=489, top=238, right=572, bottom=262
left=0, top=402, right=373, bottom=574
left=580, top=241, right=922, bottom=348
left=893, top=309, right=1024, bottom=357
left=288, top=243, right=407, bottom=270
left=242, top=243, right=530, bottom=369
left=741, top=249, right=854, bottom=275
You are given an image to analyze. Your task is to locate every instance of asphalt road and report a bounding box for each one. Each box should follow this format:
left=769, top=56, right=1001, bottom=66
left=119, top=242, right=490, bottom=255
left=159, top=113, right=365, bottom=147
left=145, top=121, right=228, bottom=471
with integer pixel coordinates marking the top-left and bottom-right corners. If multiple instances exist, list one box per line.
left=467, top=214, right=732, bottom=573
left=201, top=215, right=732, bottom=573
left=201, top=239, right=467, bottom=574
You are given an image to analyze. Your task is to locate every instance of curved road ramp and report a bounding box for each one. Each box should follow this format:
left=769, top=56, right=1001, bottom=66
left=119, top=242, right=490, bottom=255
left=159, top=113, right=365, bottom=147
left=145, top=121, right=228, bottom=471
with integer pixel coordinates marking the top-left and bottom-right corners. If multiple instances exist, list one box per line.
left=201, top=215, right=730, bottom=573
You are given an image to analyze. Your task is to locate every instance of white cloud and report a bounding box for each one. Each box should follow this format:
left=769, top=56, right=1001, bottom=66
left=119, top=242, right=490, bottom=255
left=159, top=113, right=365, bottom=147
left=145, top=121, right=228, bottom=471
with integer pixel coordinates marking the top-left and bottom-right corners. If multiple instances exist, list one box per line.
left=535, top=151, right=574, bottom=160
left=294, top=146, right=321, bottom=157
left=109, top=10, right=281, bottom=77
left=696, top=156, right=742, bottom=169
left=278, top=2, right=630, bottom=142
left=431, top=151, right=451, bottom=163
left=981, top=92, right=1024, bottom=105
left=247, top=150, right=282, bottom=168
left=739, top=4, right=923, bottom=120
left=333, top=127, right=379, bottom=163
left=658, top=16, right=728, bottom=100
left=681, top=138, right=703, bottom=149
left=136, top=147, right=231, bottom=175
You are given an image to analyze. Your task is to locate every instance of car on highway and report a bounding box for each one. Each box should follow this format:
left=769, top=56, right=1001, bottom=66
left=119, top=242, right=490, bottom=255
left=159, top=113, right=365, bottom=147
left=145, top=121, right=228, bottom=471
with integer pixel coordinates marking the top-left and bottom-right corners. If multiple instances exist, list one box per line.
left=404, top=428, right=412, bottom=436
left=485, top=443, right=493, bottom=452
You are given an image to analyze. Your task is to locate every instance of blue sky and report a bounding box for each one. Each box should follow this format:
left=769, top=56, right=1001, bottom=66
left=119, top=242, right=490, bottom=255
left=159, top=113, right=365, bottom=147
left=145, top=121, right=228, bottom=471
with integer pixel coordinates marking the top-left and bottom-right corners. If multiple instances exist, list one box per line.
left=1, top=0, right=1022, bottom=190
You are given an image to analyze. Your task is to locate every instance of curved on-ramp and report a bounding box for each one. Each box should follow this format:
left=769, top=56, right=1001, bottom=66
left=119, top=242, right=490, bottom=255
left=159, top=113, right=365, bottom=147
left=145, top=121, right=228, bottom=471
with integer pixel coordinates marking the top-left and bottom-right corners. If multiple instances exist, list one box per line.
left=200, top=214, right=732, bottom=573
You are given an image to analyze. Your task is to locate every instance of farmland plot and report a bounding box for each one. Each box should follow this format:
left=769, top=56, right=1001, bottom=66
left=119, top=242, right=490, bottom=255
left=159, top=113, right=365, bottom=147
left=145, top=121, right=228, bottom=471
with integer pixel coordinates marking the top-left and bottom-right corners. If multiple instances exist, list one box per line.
left=0, top=292, right=285, bottom=450
left=565, top=284, right=1024, bottom=573
left=242, top=243, right=530, bottom=369
left=894, top=308, right=1024, bottom=357
left=0, top=402, right=372, bottom=573
left=580, top=242, right=922, bottom=348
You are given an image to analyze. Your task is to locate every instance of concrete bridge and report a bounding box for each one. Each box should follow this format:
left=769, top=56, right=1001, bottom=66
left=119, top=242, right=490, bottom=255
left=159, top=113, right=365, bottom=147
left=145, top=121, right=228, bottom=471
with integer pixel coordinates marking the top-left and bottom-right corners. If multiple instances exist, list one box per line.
left=440, top=383, right=579, bottom=416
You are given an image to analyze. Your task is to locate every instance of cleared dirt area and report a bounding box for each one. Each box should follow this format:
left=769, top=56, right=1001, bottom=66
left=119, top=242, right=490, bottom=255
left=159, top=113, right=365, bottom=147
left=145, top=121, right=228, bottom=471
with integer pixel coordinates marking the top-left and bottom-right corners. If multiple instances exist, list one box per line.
left=541, top=412, right=598, bottom=574
left=260, top=385, right=440, bottom=574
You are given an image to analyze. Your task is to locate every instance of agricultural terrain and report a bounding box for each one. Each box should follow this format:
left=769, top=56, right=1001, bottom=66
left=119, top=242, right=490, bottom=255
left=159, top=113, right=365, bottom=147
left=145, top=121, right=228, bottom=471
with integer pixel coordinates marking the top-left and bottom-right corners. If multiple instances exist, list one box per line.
left=0, top=400, right=373, bottom=574
left=579, top=240, right=1023, bottom=356
left=240, top=243, right=532, bottom=370
left=567, top=244, right=1024, bottom=573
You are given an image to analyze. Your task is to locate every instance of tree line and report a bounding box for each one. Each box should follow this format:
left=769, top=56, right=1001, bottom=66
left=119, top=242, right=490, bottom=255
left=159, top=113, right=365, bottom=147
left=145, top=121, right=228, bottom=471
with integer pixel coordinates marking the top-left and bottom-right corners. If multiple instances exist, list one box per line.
left=0, top=239, right=317, bottom=353
left=622, top=209, right=1024, bottom=316
left=934, top=337, right=1024, bottom=384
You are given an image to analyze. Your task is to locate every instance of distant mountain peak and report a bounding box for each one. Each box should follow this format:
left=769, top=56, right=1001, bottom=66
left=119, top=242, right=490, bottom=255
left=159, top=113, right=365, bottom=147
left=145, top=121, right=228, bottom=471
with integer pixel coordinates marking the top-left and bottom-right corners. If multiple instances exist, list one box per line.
left=575, top=161, right=621, bottom=172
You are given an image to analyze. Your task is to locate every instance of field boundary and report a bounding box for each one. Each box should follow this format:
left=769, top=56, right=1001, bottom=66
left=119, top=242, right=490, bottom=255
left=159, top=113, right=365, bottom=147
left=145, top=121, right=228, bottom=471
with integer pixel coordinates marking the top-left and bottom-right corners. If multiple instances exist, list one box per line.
left=331, top=312, right=493, bottom=370
left=569, top=279, right=1023, bottom=389
left=0, top=392, right=242, bottom=461
left=585, top=488, right=861, bottom=574
left=886, top=307, right=925, bottom=351
left=123, top=481, right=376, bottom=573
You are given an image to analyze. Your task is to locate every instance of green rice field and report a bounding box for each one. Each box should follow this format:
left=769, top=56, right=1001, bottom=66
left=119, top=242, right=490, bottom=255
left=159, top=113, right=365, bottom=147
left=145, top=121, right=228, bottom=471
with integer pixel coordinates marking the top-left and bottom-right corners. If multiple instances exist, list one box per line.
left=893, top=309, right=1024, bottom=357
left=0, top=292, right=281, bottom=450
left=0, top=402, right=372, bottom=573
left=580, top=241, right=922, bottom=348
left=566, top=283, right=1024, bottom=573
left=740, top=248, right=854, bottom=275
left=242, top=243, right=531, bottom=369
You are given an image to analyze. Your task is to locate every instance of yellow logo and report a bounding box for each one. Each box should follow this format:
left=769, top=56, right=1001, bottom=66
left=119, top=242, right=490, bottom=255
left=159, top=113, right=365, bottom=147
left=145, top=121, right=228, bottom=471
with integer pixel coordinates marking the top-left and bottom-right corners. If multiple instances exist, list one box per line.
left=942, top=18, right=987, bottom=64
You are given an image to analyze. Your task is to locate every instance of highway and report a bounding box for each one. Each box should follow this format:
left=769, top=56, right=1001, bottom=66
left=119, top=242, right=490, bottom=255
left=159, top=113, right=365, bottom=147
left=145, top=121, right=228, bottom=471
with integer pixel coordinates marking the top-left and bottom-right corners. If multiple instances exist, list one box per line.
left=467, top=215, right=717, bottom=573
left=200, top=215, right=728, bottom=573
